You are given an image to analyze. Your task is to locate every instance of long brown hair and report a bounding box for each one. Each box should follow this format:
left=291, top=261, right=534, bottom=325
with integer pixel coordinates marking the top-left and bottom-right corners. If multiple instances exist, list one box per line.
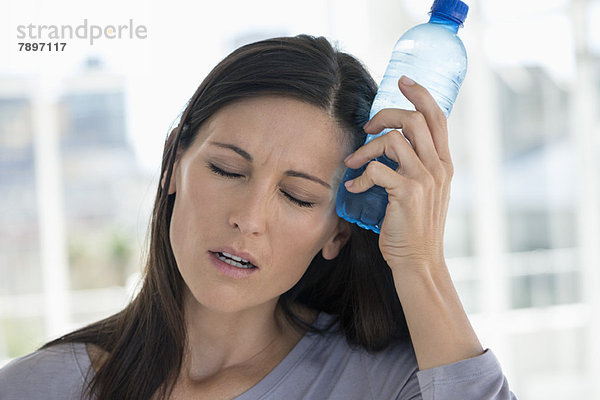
left=42, top=34, right=408, bottom=400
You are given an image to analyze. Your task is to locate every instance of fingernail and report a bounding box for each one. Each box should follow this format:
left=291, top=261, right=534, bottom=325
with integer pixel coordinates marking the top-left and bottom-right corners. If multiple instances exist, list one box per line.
left=400, top=75, right=415, bottom=86
left=344, top=153, right=354, bottom=163
left=363, top=120, right=371, bottom=129
left=344, top=180, right=354, bottom=188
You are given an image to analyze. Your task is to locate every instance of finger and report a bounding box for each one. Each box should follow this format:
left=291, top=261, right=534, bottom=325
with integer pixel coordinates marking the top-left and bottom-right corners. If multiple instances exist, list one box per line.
left=345, top=129, right=426, bottom=177
left=363, top=108, right=440, bottom=172
left=344, top=160, right=412, bottom=197
left=397, top=76, right=452, bottom=164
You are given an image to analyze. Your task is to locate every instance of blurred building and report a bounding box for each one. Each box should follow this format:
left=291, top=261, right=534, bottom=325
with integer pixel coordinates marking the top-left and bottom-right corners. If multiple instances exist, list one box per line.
left=57, top=58, right=154, bottom=290
left=488, top=58, right=598, bottom=398
left=0, top=79, right=38, bottom=295
left=0, top=58, right=154, bottom=357
left=495, top=66, right=580, bottom=309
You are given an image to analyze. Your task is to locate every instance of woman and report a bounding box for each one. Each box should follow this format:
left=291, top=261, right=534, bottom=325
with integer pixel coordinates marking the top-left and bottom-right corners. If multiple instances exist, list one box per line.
left=0, top=35, right=517, bottom=399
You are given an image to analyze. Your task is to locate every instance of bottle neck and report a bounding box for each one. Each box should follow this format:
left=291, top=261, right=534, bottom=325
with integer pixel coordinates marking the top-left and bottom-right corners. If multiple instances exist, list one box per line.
left=428, top=12, right=461, bottom=33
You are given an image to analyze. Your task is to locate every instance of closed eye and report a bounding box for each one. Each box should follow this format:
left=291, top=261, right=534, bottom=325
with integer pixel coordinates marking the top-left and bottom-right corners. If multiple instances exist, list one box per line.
left=206, top=163, right=315, bottom=208
left=208, top=162, right=244, bottom=179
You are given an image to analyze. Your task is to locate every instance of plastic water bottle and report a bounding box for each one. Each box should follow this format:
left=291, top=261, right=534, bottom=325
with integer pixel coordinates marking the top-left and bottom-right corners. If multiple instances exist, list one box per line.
left=336, top=0, right=469, bottom=234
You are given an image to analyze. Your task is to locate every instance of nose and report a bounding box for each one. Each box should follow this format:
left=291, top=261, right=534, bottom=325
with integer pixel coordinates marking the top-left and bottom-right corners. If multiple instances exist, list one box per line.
left=227, top=184, right=270, bottom=235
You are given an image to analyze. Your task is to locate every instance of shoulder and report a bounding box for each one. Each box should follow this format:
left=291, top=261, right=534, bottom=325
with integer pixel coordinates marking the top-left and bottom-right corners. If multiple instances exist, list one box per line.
left=0, top=342, right=93, bottom=400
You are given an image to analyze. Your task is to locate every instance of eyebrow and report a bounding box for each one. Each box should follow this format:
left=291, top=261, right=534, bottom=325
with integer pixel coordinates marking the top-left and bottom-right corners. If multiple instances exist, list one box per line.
left=208, top=141, right=332, bottom=189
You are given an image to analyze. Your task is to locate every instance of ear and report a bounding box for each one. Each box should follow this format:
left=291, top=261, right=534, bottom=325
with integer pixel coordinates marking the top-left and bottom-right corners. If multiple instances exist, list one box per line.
left=160, top=161, right=178, bottom=195
left=321, top=218, right=352, bottom=260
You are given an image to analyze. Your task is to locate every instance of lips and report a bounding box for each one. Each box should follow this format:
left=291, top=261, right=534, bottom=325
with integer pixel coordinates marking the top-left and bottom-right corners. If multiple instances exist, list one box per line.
left=209, top=251, right=259, bottom=280
left=209, top=247, right=260, bottom=269
left=214, top=252, right=255, bottom=268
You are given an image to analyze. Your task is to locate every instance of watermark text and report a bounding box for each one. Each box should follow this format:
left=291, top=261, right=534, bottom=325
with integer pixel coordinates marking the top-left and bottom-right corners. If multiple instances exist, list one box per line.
left=16, top=19, right=148, bottom=46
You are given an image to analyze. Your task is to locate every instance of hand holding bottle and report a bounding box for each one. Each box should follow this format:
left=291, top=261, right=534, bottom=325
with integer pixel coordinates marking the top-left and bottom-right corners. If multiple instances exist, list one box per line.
left=343, top=76, right=482, bottom=370
left=343, top=76, right=453, bottom=271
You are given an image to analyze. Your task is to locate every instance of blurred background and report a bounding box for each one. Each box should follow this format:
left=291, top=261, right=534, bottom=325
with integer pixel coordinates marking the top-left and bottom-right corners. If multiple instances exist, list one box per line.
left=1, top=0, right=599, bottom=398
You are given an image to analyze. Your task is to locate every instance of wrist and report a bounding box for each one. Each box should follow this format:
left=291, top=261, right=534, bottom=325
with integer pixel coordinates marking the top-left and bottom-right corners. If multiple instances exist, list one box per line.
left=389, top=258, right=455, bottom=301
left=388, top=256, right=447, bottom=279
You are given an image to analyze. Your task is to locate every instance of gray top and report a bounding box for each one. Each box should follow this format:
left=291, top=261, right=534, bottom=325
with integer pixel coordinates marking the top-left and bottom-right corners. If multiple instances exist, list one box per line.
left=0, top=312, right=517, bottom=399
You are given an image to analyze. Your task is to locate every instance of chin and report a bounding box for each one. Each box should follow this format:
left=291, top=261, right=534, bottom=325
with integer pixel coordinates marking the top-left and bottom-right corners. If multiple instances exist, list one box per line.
left=185, top=284, right=274, bottom=315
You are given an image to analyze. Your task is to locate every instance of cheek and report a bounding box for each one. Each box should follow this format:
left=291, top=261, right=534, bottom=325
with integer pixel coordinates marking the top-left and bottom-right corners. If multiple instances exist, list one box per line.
left=169, top=196, right=197, bottom=273
left=269, top=211, right=336, bottom=275
left=169, top=174, right=223, bottom=264
left=179, top=171, right=227, bottom=218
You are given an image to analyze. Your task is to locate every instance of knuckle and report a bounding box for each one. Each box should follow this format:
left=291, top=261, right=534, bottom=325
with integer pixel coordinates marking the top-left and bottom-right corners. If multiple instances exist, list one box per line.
left=428, top=103, right=446, bottom=124
left=387, top=129, right=403, bottom=142
left=442, top=160, right=454, bottom=178
left=435, top=110, right=448, bottom=128
left=407, top=111, right=426, bottom=127
left=373, top=132, right=388, bottom=144
left=366, top=160, right=380, bottom=174
left=431, top=166, right=446, bottom=182
left=423, top=172, right=436, bottom=189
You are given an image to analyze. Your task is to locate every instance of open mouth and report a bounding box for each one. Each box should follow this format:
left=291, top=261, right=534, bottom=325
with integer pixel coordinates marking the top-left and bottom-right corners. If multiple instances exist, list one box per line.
left=212, top=251, right=257, bottom=269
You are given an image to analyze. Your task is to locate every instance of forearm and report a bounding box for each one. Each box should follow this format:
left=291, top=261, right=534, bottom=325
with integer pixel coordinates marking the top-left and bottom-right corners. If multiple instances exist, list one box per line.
left=391, top=259, right=483, bottom=371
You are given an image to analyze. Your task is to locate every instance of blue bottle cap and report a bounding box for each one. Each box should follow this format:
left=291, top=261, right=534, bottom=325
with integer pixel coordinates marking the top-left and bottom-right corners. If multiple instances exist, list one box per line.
left=430, top=0, right=469, bottom=26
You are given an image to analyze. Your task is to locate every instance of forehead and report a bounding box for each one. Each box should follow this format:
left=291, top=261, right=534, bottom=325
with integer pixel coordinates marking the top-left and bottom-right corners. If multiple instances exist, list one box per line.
left=200, top=96, right=348, bottom=160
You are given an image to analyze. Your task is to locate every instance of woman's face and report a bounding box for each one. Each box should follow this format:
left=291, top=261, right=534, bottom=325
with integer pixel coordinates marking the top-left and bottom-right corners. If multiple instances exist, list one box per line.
left=166, top=96, right=352, bottom=313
